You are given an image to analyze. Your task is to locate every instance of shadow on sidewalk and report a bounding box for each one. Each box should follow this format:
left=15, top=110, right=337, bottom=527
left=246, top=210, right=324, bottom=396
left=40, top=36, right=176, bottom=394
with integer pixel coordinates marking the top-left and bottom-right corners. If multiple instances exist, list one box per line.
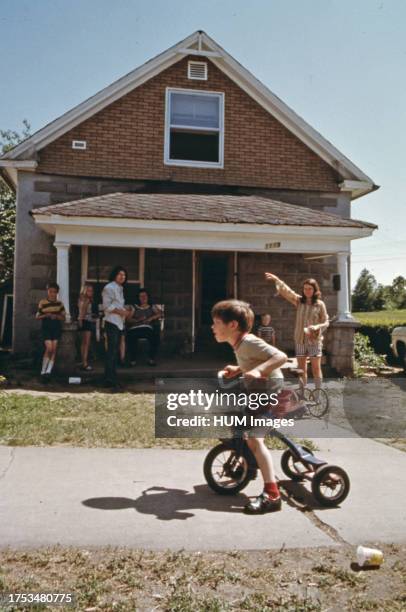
left=82, top=479, right=336, bottom=521
left=278, top=479, right=342, bottom=511
left=83, top=484, right=250, bottom=520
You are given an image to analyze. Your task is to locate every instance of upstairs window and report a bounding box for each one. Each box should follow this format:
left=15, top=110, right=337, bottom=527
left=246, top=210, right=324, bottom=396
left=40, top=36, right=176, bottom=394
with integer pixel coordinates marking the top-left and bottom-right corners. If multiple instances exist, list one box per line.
left=164, top=88, right=224, bottom=168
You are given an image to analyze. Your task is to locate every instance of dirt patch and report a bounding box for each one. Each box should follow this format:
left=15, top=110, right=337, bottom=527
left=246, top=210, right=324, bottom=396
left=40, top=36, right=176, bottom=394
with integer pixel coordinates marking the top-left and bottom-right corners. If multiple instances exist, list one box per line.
left=0, top=544, right=404, bottom=611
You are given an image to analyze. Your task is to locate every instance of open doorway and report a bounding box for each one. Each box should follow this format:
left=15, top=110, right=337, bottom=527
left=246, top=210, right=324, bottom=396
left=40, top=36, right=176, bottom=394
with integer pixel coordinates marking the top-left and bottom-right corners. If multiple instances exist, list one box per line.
left=195, top=252, right=234, bottom=355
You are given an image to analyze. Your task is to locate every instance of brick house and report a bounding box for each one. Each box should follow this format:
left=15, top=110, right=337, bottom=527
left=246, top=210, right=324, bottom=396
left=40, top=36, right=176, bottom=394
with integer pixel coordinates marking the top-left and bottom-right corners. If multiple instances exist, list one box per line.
left=0, top=31, right=377, bottom=373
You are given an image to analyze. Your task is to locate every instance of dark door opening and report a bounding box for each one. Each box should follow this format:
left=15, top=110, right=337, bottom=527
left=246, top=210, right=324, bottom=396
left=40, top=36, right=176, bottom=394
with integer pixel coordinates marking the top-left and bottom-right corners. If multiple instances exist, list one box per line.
left=200, top=254, right=229, bottom=325
left=196, top=253, right=234, bottom=357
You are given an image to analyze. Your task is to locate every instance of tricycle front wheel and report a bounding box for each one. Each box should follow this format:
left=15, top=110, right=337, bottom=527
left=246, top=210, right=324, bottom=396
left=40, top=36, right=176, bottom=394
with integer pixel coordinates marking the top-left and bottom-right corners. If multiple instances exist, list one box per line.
left=204, top=443, right=253, bottom=495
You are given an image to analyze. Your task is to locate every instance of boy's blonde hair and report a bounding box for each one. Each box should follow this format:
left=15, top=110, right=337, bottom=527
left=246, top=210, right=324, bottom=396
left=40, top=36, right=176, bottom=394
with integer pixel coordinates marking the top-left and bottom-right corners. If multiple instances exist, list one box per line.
left=211, top=300, right=254, bottom=332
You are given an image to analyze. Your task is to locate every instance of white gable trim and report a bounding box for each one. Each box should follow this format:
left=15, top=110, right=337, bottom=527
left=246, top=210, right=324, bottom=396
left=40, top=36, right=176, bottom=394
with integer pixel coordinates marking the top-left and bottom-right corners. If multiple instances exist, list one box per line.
left=2, top=30, right=375, bottom=195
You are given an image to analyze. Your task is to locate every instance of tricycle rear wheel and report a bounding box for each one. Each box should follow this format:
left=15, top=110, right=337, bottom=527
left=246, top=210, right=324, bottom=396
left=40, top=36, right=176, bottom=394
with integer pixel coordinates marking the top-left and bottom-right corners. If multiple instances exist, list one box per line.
left=280, top=446, right=314, bottom=481
left=311, top=464, right=350, bottom=506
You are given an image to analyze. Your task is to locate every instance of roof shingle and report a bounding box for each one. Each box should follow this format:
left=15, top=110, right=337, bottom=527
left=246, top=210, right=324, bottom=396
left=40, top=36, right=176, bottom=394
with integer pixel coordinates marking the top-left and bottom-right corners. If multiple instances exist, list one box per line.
left=32, top=192, right=376, bottom=229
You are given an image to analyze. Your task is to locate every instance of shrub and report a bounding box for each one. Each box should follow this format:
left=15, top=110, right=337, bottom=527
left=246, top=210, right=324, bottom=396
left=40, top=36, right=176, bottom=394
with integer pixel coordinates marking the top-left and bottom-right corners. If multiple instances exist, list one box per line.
left=354, top=333, right=386, bottom=375
left=353, top=311, right=406, bottom=357
left=358, top=325, right=392, bottom=357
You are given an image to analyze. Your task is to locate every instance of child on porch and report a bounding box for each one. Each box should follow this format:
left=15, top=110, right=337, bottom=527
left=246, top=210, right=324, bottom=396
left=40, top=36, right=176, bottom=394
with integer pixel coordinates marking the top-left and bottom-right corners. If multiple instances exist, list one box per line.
left=36, top=282, right=66, bottom=379
left=257, top=313, right=276, bottom=346
left=211, top=299, right=287, bottom=514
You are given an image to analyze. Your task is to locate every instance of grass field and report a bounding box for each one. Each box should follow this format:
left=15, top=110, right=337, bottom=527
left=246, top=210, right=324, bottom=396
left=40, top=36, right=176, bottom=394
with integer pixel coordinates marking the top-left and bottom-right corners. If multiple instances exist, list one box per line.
left=353, top=309, right=406, bottom=326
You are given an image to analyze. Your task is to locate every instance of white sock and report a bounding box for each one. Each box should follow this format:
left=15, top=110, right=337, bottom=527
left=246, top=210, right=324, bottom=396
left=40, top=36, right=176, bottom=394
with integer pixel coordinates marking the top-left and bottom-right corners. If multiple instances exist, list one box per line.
left=46, top=359, right=55, bottom=375
left=315, top=377, right=322, bottom=390
left=41, top=357, right=49, bottom=375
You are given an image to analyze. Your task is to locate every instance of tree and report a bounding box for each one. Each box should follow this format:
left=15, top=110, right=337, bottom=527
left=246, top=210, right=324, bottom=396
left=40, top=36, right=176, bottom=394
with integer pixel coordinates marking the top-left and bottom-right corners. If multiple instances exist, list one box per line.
left=352, top=268, right=379, bottom=312
left=373, top=283, right=386, bottom=311
left=386, top=275, right=406, bottom=310
left=0, top=120, right=30, bottom=283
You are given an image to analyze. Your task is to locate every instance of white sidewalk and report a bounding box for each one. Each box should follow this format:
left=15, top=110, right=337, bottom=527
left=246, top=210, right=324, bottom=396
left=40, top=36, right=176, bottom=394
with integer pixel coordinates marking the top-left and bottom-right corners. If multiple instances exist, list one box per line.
left=0, top=439, right=405, bottom=550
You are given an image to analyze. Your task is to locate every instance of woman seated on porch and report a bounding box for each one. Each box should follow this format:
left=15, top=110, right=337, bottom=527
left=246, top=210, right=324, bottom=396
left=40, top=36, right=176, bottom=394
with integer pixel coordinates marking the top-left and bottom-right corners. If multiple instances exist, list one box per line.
left=126, top=289, right=162, bottom=366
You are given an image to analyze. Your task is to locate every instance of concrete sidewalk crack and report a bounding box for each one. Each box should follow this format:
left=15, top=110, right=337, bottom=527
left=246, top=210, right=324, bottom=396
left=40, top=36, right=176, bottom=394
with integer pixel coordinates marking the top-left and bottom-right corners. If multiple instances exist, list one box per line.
left=278, top=481, right=348, bottom=544
left=0, top=448, right=16, bottom=483
left=301, top=508, right=348, bottom=544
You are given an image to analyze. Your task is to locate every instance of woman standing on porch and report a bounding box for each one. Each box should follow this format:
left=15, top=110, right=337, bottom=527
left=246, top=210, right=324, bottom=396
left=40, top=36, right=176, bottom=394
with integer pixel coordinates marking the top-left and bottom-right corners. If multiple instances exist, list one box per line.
left=265, top=272, right=329, bottom=391
left=102, top=266, right=128, bottom=388
left=78, top=283, right=97, bottom=371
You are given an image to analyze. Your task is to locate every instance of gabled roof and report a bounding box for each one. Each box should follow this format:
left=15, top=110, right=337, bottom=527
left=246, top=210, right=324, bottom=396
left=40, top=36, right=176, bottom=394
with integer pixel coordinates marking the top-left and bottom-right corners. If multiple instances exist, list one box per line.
left=31, top=192, right=377, bottom=229
left=1, top=30, right=376, bottom=198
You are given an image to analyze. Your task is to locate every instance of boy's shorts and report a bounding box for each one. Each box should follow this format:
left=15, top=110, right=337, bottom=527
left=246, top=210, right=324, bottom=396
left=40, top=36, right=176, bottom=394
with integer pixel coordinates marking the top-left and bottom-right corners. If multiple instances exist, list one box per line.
left=295, top=341, right=322, bottom=358
left=42, top=319, right=62, bottom=341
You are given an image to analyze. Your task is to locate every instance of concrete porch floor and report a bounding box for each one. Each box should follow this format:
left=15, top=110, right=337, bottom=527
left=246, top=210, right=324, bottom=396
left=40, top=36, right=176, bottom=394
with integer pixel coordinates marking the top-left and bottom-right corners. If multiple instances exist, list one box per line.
left=71, top=353, right=298, bottom=381
left=2, top=350, right=299, bottom=393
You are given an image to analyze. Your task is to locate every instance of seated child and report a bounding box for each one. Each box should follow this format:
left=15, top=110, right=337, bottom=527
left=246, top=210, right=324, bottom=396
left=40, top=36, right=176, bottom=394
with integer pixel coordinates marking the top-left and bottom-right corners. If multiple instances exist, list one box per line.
left=211, top=299, right=287, bottom=514
left=36, top=282, right=66, bottom=378
left=257, top=313, right=276, bottom=346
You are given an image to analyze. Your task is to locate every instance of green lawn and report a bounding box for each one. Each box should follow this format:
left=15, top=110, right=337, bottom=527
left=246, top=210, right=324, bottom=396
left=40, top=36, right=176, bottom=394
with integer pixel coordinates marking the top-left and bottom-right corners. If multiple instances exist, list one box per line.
left=0, top=391, right=212, bottom=449
left=353, top=309, right=406, bottom=326
left=0, top=391, right=307, bottom=450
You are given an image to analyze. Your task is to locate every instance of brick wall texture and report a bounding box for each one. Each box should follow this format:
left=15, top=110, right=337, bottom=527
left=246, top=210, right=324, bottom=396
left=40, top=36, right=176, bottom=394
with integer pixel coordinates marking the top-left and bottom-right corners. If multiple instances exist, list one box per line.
left=37, top=56, right=339, bottom=192
left=237, top=252, right=337, bottom=351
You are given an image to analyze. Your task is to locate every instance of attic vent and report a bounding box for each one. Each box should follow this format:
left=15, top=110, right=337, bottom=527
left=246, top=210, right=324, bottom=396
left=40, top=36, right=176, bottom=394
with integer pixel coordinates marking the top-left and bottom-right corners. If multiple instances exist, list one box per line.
left=72, top=140, right=87, bottom=150
left=188, top=61, right=208, bottom=81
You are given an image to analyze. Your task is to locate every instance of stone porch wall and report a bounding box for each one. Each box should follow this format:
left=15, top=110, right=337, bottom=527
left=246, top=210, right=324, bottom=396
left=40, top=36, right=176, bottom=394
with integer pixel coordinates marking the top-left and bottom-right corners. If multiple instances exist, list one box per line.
left=144, top=249, right=193, bottom=353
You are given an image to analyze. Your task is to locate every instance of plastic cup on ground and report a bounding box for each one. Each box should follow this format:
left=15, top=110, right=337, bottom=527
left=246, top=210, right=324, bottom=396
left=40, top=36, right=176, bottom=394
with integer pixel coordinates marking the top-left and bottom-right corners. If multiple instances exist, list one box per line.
left=356, top=545, right=384, bottom=568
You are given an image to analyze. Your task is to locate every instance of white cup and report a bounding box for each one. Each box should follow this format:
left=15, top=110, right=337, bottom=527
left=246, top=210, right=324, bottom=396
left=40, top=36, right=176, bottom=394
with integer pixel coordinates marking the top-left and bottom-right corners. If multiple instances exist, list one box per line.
left=356, top=545, right=384, bottom=567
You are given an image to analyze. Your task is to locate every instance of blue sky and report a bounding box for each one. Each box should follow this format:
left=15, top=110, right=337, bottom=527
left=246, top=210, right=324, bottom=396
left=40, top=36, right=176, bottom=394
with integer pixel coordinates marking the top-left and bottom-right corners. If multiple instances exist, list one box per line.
left=1, top=0, right=405, bottom=287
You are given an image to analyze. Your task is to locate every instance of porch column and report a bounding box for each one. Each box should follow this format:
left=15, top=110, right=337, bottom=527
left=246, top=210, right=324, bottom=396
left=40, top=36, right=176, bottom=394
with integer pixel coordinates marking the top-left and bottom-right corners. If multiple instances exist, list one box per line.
left=54, top=241, right=71, bottom=322
left=336, top=251, right=353, bottom=322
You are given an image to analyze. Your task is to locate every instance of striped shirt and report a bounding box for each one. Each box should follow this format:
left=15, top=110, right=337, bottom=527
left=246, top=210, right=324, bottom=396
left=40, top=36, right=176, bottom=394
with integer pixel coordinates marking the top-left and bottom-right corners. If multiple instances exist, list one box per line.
left=257, top=325, right=275, bottom=344
left=275, top=279, right=329, bottom=345
left=36, top=299, right=66, bottom=318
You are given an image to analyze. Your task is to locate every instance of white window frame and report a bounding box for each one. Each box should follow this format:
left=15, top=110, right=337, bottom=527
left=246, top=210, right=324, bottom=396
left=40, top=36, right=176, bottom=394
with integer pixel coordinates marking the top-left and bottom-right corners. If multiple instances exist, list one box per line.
left=81, top=246, right=145, bottom=285
left=164, top=87, right=225, bottom=169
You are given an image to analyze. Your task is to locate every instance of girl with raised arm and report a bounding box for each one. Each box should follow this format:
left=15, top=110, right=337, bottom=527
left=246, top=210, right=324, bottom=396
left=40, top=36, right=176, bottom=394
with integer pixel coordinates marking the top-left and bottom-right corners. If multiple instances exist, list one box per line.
left=265, top=273, right=329, bottom=391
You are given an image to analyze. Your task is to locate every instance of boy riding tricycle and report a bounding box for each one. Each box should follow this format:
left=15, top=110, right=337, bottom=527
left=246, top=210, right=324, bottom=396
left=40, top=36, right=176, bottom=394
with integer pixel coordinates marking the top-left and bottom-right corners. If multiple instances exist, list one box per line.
left=206, top=299, right=350, bottom=512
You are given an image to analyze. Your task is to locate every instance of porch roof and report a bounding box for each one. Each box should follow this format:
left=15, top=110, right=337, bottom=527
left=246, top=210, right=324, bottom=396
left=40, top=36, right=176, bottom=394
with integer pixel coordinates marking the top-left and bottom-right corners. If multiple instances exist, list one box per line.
left=32, top=192, right=376, bottom=229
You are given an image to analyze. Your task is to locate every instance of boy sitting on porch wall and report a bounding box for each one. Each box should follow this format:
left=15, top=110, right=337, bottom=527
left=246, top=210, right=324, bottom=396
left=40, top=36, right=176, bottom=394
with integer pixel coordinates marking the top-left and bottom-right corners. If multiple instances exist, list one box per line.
left=211, top=300, right=287, bottom=514
left=36, top=282, right=66, bottom=380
